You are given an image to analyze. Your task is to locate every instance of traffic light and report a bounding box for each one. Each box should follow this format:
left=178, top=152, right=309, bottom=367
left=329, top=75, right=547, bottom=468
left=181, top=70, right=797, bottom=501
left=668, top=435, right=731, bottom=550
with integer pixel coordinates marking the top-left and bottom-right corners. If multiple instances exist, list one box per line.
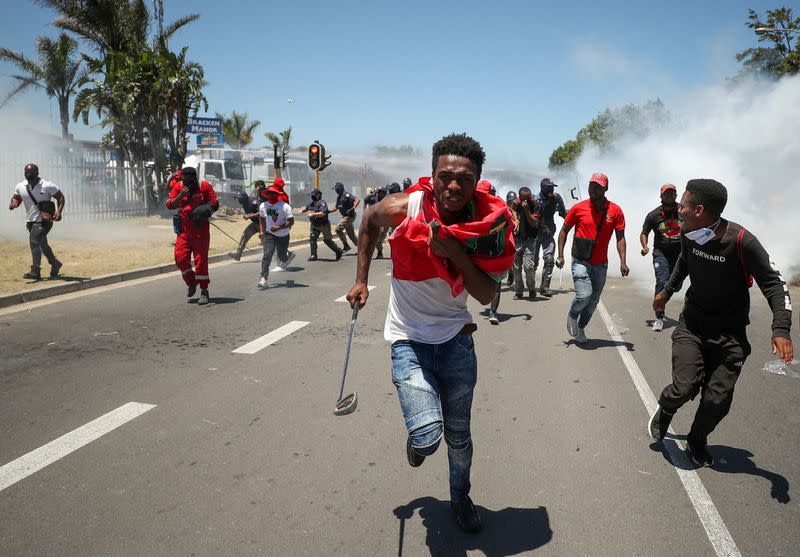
left=308, top=142, right=321, bottom=170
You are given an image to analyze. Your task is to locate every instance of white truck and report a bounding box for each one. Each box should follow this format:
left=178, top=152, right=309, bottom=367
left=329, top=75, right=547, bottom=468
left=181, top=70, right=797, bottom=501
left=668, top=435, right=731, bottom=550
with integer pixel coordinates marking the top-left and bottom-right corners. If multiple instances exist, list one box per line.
left=182, top=149, right=247, bottom=206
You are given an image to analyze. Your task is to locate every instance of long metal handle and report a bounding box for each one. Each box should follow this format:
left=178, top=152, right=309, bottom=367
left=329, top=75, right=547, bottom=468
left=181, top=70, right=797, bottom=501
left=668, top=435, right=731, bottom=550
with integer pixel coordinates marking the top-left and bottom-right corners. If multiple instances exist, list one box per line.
left=338, top=305, right=359, bottom=401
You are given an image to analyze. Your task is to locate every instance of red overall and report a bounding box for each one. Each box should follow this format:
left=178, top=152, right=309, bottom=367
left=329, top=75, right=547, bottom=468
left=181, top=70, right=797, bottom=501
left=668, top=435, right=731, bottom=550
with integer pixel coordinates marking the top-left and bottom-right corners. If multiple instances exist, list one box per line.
left=167, top=181, right=219, bottom=288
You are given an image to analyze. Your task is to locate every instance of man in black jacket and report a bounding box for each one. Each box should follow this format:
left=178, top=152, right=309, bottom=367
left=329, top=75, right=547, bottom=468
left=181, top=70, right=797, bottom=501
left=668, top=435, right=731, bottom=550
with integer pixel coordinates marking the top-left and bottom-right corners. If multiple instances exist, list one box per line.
left=648, top=179, right=793, bottom=467
left=228, top=183, right=263, bottom=261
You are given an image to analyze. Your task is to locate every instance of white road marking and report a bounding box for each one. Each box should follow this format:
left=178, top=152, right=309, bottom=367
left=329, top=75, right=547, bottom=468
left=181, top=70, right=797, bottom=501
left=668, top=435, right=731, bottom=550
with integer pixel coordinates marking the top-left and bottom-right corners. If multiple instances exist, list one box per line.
left=0, top=402, right=156, bottom=493
left=334, top=286, right=375, bottom=302
left=597, top=302, right=741, bottom=557
left=232, top=321, right=310, bottom=354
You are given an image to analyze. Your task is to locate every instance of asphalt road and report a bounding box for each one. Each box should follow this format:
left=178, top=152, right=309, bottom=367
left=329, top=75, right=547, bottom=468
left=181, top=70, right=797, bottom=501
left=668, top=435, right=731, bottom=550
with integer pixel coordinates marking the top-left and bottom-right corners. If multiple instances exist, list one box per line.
left=1, top=243, right=798, bottom=556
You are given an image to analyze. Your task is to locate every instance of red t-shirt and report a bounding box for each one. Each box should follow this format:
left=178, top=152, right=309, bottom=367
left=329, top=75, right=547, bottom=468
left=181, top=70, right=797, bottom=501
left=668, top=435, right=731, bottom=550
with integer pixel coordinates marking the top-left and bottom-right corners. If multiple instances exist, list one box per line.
left=564, top=199, right=625, bottom=265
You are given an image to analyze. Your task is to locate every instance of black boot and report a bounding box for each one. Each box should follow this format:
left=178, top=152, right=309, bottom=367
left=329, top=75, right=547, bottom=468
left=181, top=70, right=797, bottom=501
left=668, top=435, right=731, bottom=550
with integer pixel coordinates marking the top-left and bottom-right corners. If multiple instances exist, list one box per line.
left=23, top=265, right=41, bottom=280
left=50, top=260, right=63, bottom=277
left=648, top=406, right=674, bottom=441
left=451, top=495, right=482, bottom=533
left=187, top=283, right=198, bottom=298
left=406, top=437, right=425, bottom=467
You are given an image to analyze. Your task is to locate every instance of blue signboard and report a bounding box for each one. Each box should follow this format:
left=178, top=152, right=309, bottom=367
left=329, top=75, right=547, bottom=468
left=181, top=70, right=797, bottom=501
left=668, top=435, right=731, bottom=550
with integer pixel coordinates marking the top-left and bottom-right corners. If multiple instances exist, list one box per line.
left=196, top=134, right=225, bottom=147
left=188, top=117, right=222, bottom=134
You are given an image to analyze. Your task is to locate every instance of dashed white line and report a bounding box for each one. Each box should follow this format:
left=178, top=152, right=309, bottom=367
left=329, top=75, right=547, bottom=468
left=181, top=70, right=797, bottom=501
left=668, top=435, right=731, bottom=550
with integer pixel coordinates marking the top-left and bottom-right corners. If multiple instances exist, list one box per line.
left=597, top=302, right=741, bottom=557
left=0, top=402, right=156, bottom=493
left=334, top=286, right=375, bottom=302
left=232, top=321, right=310, bottom=354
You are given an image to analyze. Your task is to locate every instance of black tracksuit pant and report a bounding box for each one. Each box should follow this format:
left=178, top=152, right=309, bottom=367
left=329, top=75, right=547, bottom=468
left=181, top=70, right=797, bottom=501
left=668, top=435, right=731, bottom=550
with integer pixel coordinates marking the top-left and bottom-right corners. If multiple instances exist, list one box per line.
left=658, top=317, right=751, bottom=444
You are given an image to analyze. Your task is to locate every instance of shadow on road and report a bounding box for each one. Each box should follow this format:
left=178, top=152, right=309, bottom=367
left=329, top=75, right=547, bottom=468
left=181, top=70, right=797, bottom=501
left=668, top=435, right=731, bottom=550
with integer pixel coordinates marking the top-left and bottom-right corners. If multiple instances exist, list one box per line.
left=649, top=440, right=790, bottom=503
left=393, top=497, right=552, bottom=557
left=563, top=338, right=635, bottom=351
left=478, top=309, right=532, bottom=322
left=713, top=446, right=791, bottom=504
left=188, top=297, right=244, bottom=305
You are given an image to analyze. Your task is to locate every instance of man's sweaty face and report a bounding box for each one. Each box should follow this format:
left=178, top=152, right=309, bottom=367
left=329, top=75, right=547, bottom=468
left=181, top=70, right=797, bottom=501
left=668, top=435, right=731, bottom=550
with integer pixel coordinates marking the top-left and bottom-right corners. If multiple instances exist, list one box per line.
left=432, top=155, right=478, bottom=214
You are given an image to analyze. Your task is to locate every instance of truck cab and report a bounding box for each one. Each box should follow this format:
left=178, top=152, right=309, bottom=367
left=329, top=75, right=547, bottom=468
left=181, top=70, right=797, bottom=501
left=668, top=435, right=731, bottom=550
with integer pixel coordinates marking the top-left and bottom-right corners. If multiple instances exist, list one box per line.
left=183, top=150, right=246, bottom=206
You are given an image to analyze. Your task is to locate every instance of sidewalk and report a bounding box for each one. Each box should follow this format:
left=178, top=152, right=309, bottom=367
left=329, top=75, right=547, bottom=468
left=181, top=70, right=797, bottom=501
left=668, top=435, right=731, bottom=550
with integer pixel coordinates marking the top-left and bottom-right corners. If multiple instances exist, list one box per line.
left=0, top=215, right=311, bottom=304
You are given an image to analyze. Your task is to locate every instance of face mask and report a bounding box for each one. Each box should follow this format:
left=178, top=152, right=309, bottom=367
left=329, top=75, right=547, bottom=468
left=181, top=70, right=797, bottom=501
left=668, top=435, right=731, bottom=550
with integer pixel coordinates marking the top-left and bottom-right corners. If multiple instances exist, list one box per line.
left=684, top=219, right=720, bottom=245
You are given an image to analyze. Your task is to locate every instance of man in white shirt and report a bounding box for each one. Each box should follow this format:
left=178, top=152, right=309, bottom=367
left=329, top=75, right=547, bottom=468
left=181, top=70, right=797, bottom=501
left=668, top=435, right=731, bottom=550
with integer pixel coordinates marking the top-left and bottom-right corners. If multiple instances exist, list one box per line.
left=257, top=184, right=295, bottom=288
left=8, top=163, right=65, bottom=280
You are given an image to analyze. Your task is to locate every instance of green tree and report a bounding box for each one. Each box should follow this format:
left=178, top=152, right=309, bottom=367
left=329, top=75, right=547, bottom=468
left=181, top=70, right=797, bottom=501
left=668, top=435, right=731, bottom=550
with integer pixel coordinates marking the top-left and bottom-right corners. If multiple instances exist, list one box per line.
left=216, top=111, right=260, bottom=149
left=39, top=0, right=201, bottom=186
left=265, top=126, right=292, bottom=178
left=0, top=33, right=87, bottom=138
left=737, top=7, right=800, bottom=77
left=548, top=99, right=669, bottom=169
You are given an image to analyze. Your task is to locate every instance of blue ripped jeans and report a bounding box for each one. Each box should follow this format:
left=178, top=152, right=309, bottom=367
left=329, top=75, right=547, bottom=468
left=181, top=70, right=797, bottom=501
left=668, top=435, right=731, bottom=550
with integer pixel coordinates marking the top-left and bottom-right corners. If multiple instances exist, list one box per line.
left=569, top=260, right=608, bottom=329
left=391, top=333, right=477, bottom=502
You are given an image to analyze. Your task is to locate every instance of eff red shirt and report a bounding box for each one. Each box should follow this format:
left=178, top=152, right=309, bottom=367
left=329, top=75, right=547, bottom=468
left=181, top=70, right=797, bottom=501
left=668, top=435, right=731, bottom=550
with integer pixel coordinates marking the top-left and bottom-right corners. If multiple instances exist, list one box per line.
left=564, top=199, right=625, bottom=265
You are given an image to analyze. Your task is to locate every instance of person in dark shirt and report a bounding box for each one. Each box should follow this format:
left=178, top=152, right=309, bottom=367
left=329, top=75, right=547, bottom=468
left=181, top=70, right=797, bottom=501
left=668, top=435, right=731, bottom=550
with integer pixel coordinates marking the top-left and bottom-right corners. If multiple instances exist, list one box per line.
left=487, top=190, right=519, bottom=324
left=228, top=184, right=262, bottom=261
left=510, top=186, right=540, bottom=299
left=532, top=178, right=567, bottom=297
left=640, top=183, right=683, bottom=331
left=300, top=189, right=343, bottom=261
left=363, top=186, right=388, bottom=258
left=649, top=179, right=793, bottom=468
left=332, top=181, right=360, bottom=252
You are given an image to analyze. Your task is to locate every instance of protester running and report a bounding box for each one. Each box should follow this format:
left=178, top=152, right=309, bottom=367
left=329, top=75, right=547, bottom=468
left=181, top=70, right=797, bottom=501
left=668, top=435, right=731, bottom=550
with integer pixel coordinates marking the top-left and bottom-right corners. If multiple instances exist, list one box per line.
left=648, top=179, right=793, bottom=467
left=300, top=188, right=343, bottom=261
left=166, top=166, right=219, bottom=305
left=8, top=163, right=64, bottom=280
left=640, top=183, right=683, bottom=331
left=556, top=172, right=628, bottom=343
left=257, top=184, right=295, bottom=289
left=510, top=186, right=540, bottom=299
left=228, top=182, right=263, bottom=261
left=346, top=133, right=515, bottom=533
left=332, top=181, right=360, bottom=252
left=532, top=178, right=567, bottom=297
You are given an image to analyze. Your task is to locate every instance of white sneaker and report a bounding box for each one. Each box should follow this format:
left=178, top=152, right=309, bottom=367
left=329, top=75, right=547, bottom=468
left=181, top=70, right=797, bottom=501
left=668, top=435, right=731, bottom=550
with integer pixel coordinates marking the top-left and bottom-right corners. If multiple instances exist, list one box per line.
left=566, top=314, right=579, bottom=338
left=576, top=328, right=588, bottom=344
left=652, top=318, right=664, bottom=332
left=258, top=276, right=269, bottom=289
left=488, top=312, right=499, bottom=325
left=280, top=251, right=296, bottom=270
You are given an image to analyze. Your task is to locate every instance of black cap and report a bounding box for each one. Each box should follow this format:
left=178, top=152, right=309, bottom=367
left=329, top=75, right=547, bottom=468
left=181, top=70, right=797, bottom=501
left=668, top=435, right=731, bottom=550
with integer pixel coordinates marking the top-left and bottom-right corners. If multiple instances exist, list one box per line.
left=540, top=178, right=557, bottom=188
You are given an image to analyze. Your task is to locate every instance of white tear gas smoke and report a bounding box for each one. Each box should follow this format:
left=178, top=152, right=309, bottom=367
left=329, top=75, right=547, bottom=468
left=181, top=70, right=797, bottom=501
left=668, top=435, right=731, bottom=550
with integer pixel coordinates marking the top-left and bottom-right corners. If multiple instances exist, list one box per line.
left=551, top=74, right=800, bottom=286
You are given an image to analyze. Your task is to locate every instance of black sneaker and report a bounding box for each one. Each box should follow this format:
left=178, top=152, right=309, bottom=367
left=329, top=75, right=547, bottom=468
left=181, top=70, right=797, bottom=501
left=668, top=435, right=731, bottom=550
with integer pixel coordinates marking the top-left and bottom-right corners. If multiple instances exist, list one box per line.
left=375, top=250, right=383, bottom=259
left=23, top=267, right=41, bottom=280
left=227, top=251, right=241, bottom=262
left=648, top=407, right=674, bottom=441
left=450, top=495, right=482, bottom=533
left=50, top=260, right=63, bottom=277
left=198, top=289, right=210, bottom=305
left=307, top=255, right=318, bottom=261
left=187, top=283, right=198, bottom=298
left=335, top=250, right=343, bottom=261
left=686, top=438, right=714, bottom=467
left=540, top=287, right=552, bottom=297
left=406, top=437, right=425, bottom=468
left=528, top=289, right=537, bottom=300
left=342, top=245, right=352, bottom=253
left=513, top=291, right=524, bottom=300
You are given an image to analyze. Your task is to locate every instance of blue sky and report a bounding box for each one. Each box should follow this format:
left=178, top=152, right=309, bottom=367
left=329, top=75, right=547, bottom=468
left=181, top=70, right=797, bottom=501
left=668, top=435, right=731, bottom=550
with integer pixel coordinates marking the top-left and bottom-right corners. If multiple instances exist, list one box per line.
left=0, top=0, right=779, bottom=168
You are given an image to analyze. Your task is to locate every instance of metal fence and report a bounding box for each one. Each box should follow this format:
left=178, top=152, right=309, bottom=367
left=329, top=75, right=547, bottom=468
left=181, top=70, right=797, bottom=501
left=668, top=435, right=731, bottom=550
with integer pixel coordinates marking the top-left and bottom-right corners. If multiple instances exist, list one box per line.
left=0, top=147, right=150, bottom=220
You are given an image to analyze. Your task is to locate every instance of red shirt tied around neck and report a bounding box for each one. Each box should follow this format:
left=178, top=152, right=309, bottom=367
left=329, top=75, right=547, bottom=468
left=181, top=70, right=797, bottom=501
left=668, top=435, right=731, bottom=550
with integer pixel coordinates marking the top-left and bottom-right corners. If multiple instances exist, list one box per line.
left=564, top=199, right=625, bottom=265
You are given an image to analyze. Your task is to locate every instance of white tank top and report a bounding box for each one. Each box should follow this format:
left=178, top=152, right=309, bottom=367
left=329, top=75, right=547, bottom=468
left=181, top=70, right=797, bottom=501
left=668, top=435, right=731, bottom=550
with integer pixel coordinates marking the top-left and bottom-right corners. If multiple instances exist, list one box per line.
left=384, top=191, right=472, bottom=344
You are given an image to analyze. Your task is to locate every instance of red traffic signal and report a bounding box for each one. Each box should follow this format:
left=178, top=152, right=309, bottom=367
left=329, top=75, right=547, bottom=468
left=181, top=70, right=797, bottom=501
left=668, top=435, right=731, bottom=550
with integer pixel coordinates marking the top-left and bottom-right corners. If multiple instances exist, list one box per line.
left=308, top=143, right=321, bottom=170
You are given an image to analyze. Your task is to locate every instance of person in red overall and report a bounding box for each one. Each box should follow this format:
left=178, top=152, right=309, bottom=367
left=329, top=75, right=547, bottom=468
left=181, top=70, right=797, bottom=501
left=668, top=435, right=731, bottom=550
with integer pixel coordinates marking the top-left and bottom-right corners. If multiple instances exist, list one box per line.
left=166, top=166, right=219, bottom=305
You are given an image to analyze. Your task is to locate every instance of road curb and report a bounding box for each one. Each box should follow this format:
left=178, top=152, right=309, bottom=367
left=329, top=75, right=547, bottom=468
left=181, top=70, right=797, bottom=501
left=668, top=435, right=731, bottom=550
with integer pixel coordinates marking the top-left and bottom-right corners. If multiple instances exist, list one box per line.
left=0, top=238, right=308, bottom=309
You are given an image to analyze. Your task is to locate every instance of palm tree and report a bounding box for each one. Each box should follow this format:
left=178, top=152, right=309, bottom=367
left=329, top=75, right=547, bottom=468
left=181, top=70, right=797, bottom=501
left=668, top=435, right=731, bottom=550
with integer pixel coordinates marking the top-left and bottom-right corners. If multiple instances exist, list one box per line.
left=0, top=33, right=87, bottom=138
left=265, top=126, right=292, bottom=178
left=216, top=111, right=260, bottom=149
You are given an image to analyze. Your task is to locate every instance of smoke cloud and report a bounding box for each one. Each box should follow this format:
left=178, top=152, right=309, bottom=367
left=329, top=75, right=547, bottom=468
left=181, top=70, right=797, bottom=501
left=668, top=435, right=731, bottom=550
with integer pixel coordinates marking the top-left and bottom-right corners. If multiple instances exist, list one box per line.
left=552, top=74, right=800, bottom=285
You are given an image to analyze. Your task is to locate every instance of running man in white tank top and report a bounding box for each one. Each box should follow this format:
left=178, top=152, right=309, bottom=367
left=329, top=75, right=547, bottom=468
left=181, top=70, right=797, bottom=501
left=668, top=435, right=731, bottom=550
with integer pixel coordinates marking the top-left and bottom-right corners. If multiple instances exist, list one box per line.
left=346, top=133, right=502, bottom=533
